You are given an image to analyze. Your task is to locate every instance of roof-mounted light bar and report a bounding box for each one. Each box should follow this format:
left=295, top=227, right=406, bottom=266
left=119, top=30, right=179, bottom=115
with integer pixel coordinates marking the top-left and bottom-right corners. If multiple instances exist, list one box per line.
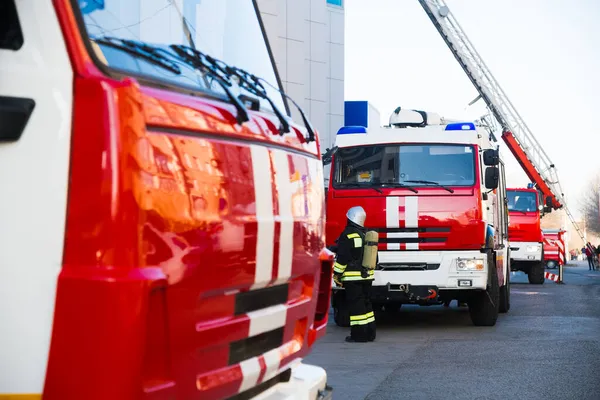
left=337, top=126, right=367, bottom=135
left=445, top=122, right=476, bottom=131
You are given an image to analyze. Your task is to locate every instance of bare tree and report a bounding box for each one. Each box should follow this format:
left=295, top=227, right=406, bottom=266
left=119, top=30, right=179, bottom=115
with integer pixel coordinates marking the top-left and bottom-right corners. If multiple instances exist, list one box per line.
left=579, top=174, right=600, bottom=236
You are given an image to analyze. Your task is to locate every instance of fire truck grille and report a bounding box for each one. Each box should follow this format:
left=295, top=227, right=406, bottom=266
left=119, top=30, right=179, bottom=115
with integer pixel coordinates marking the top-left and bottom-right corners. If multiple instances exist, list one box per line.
left=375, top=227, right=450, bottom=244
left=379, top=237, right=446, bottom=244
left=233, top=284, right=288, bottom=315
left=376, top=263, right=441, bottom=271
left=228, top=327, right=284, bottom=365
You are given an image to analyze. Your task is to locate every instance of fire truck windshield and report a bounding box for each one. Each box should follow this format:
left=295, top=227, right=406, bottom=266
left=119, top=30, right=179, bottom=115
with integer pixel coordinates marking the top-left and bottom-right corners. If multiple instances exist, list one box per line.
left=333, top=144, right=476, bottom=189
left=73, top=0, right=286, bottom=115
left=507, top=191, right=538, bottom=213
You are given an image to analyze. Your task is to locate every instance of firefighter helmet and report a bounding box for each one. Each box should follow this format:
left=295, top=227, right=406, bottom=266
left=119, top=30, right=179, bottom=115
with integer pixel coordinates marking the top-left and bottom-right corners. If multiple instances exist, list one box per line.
left=346, top=206, right=366, bottom=227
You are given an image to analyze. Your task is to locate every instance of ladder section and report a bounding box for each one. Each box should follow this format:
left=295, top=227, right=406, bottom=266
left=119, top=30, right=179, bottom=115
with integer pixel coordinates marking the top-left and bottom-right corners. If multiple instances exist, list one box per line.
left=417, top=0, right=564, bottom=209
left=417, top=0, right=587, bottom=243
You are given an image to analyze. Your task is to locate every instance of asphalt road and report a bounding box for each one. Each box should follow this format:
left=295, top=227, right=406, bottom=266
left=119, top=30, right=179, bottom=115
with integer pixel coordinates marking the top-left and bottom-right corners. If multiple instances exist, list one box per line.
left=305, top=261, right=600, bottom=400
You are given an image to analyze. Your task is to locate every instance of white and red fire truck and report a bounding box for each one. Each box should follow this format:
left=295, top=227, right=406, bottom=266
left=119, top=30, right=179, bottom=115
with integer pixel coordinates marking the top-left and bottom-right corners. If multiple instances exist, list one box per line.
left=326, top=103, right=510, bottom=327
left=0, top=1, right=333, bottom=399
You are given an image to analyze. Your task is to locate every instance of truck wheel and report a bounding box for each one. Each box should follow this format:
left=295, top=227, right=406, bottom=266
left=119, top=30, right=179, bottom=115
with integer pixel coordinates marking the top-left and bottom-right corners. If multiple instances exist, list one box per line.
left=528, top=261, right=545, bottom=284
left=499, top=267, right=510, bottom=313
left=468, top=257, right=499, bottom=326
left=332, top=290, right=350, bottom=327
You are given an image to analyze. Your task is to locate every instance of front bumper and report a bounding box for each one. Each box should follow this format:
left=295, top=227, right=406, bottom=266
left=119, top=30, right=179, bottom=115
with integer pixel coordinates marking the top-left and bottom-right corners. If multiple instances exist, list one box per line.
left=509, top=241, right=542, bottom=261
left=251, top=361, right=332, bottom=400
left=371, top=250, right=488, bottom=290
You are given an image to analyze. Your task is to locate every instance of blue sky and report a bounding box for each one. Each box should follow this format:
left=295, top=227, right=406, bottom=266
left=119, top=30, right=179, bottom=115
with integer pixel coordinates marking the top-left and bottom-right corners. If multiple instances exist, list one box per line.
left=344, top=0, right=600, bottom=218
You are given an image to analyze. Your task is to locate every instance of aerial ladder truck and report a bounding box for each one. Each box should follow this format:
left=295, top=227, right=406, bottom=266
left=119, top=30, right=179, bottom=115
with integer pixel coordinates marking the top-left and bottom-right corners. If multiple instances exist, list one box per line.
left=417, top=0, right=585, bottom=283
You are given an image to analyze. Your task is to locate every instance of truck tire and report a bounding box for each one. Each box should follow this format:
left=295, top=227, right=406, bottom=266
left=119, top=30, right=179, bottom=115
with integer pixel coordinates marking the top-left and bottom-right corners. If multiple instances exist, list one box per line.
left=499, top=265, right=510, bottom=313
left=528, top=261, right=545, bottom=284
left=468, top=256, right=499, bottom=326
left=332, top=290, right=350, bottom=327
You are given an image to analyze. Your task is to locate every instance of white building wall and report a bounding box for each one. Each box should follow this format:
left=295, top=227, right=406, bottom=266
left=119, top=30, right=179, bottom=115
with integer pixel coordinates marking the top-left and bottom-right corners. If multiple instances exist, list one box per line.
left=257, top=0, right=345, bottom=153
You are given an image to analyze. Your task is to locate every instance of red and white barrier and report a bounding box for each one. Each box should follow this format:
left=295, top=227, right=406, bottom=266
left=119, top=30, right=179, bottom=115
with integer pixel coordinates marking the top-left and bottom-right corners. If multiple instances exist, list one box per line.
left=542, top=230, right=566, bottom=266
left=544, top=271, right=560, bottom=282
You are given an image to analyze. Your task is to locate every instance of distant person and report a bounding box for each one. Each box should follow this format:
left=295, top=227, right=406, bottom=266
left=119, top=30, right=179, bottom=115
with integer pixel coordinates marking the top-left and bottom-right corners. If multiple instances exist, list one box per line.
left=585, top=243, right=596, bottom=271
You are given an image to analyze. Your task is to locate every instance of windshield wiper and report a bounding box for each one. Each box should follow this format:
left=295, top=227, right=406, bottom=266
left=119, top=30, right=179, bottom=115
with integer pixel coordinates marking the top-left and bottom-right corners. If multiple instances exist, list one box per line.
left=255, top=76, right=316, bottom=143
left=223, top=66, right=291, bottom=135
left=403, top=180, right=454, bottom=193
left=378, top=182, right=418, bottom=193
left=92, top=36, right=182, bottom=75
left=337, top=183, right=383, bottom=194
left=170, top=45, right=249, bottom=125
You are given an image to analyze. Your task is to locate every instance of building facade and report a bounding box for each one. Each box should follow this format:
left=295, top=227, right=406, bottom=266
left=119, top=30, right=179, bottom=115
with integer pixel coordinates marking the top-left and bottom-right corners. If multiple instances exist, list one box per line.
left=257, top=0, right=345, bottom=153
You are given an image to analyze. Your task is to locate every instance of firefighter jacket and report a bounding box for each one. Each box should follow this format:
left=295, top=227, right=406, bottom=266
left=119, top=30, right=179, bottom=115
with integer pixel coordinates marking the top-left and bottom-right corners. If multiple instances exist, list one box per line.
left=333, top=223, right=375, bottom=282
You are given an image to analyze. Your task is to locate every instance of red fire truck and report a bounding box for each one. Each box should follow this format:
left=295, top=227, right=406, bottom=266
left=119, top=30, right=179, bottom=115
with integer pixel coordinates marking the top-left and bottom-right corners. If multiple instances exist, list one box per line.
left=507, top=188, right=547, bottom=284
left=326, top=103, right=510, bottom=327
left=0, top=1, right=333, bottom=399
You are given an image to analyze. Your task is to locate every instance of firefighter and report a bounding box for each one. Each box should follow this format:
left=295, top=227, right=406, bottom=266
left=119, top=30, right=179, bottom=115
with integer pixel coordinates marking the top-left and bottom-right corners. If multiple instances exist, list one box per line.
left=332, top=206, right=376, bottom=343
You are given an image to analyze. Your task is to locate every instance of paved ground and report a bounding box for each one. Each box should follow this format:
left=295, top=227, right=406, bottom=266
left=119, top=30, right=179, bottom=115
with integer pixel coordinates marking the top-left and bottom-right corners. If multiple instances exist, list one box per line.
left=306, top=261, right=600, bottom=400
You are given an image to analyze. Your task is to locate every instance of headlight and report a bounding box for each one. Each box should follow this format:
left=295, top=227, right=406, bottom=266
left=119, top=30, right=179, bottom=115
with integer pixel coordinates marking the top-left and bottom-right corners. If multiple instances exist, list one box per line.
left=527, top=245, right=540, bottom=252
left=456, top=258, right=485, bottom=271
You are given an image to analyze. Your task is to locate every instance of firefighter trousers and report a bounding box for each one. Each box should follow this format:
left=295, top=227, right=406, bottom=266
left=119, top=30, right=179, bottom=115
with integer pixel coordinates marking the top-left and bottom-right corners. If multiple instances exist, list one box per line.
left=345, top=279, right=376, bottom=342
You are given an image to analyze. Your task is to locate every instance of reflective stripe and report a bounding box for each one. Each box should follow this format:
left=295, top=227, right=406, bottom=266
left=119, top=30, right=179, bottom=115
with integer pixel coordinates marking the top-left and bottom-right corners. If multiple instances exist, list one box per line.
left=0, top=396, right=41, bottom=399
left=341, top=270, right=374, bottom=281
left=342, top=276, right=374, bottom=281
left=350, top=316, right=375, bottom=326
left=333, top=261, right=346, bottom=273
left=347, top=233, right=362, bottom=248
left=350, top=311, right=374, bottom=321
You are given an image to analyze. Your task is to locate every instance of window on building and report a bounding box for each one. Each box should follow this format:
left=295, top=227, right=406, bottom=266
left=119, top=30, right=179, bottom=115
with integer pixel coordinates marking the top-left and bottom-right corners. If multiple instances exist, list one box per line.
left=327, top=0, right=343, bottom=7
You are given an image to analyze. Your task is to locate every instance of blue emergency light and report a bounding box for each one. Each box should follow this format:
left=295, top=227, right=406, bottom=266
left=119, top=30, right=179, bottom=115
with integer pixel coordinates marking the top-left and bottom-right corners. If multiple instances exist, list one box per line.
left=337, top=126, right=367, bottom=135
left=445, top=122, right=476, bottom=131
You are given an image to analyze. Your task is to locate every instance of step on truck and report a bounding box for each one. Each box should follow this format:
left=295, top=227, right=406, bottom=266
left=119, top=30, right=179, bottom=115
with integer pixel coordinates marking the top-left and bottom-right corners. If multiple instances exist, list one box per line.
left=326, top=102, right=510, bottom=327
left=507, top=188, right=549, bottom=284
left=0, top=1, right=333, bottom=399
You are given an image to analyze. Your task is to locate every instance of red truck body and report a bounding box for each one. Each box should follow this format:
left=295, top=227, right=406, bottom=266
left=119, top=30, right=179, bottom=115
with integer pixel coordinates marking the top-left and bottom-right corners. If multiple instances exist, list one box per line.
left=327, top=187, right=487, bottom=253
left=507, top=188, right=543, bottom=243
left=1, top=1, right=332, bottom=399
left=507, top=188, right=546, bottom=283
left=325, top=104, right=510, bottom=327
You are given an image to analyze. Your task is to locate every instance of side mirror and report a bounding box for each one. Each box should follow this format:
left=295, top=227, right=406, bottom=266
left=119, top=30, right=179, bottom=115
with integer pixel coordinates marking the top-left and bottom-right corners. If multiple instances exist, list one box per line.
left=545, top=196, right=553, bottom=207
left=322, top=146, right=338, bottom=166
left=483, top=149, right=499, bottom=166
left=484, top=167, right=499, bottom=190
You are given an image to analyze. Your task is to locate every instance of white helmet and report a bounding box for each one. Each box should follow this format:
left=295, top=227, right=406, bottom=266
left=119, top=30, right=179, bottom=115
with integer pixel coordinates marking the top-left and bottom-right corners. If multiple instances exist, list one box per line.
left=346, top=206, right=366, bottom=227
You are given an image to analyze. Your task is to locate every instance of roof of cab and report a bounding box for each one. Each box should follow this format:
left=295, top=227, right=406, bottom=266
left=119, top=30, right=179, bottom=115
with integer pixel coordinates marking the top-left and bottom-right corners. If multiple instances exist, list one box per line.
left=336, top=101, right=497, bottom=150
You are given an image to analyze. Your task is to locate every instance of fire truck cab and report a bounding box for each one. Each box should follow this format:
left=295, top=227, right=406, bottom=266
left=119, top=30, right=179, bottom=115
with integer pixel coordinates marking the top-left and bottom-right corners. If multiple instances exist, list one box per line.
left=507, top=187, right=547, bottom=284
left=326, top=102, right=510, bottom=327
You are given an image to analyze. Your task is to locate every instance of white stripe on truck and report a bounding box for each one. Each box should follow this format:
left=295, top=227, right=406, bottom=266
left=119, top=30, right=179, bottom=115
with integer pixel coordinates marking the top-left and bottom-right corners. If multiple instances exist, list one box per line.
left=386, top=196, right=400, bottom=250
left=250, top=145, right=275, bottom=289
left=405, top=196, right=419, bottom=250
